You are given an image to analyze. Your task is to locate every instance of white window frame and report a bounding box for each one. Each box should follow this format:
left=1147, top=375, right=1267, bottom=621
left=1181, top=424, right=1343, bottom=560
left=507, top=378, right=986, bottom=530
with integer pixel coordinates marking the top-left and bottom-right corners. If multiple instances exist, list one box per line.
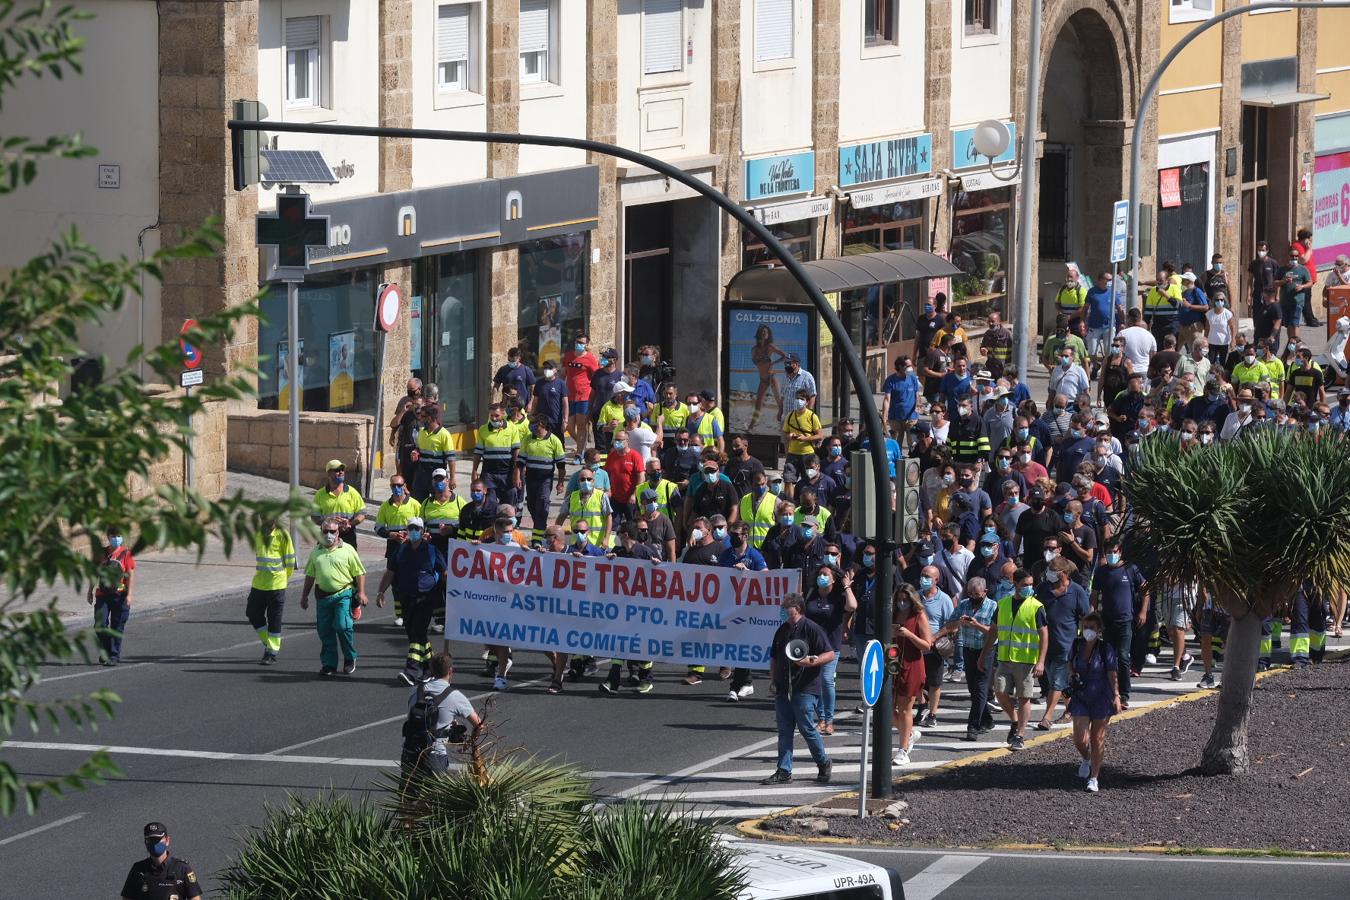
left=284, top=16, right=325, bottom=110
left=519, top=0, right=558, bottom=86
left=435, top=2, right=479, bottom=99
left=642, top=0, right=684, bottom=77
left=1170, top=0, right=1214, bottom=25
left=754, top=0, right=795, bottom=66
left=964, top=0, right=998, bottom=36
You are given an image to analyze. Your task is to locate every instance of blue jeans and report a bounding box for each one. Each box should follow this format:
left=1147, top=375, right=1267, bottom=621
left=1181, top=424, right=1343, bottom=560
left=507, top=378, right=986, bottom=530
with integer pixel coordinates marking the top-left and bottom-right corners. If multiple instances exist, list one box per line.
left=1103, top=618, right=1133, bottom=702
left=818, top=657, right=839, bottom=723
left=775, top=690, right=829, bottom=773
left=94, top=592, right=130, bottom=661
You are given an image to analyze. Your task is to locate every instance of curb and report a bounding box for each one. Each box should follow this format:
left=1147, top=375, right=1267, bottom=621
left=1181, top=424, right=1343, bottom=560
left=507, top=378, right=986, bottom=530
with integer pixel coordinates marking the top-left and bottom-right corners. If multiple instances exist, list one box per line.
left=737, top=652, right=1348, bottom=853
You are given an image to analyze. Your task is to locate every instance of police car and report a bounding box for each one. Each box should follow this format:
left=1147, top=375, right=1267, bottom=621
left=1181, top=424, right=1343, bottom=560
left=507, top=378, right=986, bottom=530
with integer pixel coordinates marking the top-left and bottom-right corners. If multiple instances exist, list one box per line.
left=728, top=839, right=904, bottom=899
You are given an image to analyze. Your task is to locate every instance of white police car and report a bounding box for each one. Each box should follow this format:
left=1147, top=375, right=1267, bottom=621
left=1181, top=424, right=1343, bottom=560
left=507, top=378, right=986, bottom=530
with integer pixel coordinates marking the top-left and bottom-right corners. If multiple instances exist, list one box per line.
left=729, top=839, right=904, bottom=899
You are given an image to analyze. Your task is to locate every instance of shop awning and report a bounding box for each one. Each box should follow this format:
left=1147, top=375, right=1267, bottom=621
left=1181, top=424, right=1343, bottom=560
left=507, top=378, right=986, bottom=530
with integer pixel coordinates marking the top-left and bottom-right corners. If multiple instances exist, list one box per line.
left=1240, top=57, right=1328, bottom=108
left=1242, top=90, right=1330, bottom=108
left=725, top=249, right=963, bottom=303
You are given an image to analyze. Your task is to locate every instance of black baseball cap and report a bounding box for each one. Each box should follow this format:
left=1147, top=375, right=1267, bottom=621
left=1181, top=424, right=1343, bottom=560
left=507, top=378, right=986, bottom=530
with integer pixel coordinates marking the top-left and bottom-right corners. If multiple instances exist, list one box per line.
left=144, top=822, right=168, bottom=839
left=1028, top=486, right=1047, bottom=501
left=699, top=389, right=716, bottom=402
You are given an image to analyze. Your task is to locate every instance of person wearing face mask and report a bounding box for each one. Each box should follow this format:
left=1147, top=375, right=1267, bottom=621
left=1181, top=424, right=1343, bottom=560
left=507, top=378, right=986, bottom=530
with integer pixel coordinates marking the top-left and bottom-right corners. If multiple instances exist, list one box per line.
left=244, top=516, right=295, bottom=665
left=1067, top=611, right=1122, bottom=793
left=653, top=385, right=689, bottom=448
left=1177, top=337, right=1212, bottom=387
left=760, top=593, right=836, bottom=786
left=1255, top=284, right=1285, bottom=353
left=89, top=525, right=136, bottom=665
left=1089, top=538, right=1147, bottom=707
left=1181, top=376, right=1231, bottom=430
left=1287, top=347, right=1326, bottom=406
left=996, top=481, right=1030, bottom=550
left=1220, top=388, right=1259, bottom=442
left=980, top=569, right=1048, bottom=752
left=845, top=543, right=880, bottom=671
left=778, top=352, right=818, bottom=426
left=659, top=427, right=703, bottom=487
left=472, top=402, right=522, bottom=507
left=968, top=529, right=1009, bottom=587
left=492, top=346, right=536, bottom=401
left=803, top=565, right=857, bottom=734
left=914, top=565, right=955, bottom=728
left=952, top=576, right=999, bottom=741
left=1015, top=486, right=1061, bottom=566
left=300, top=516, right=369, bottom=677
left=632, top=487, right=678, bottom=561
left=374, top=475, right=422, bottom=627
left=1203, top=291, right=1233, bottom=366
left=1278, top=248, right=1313, bottom=343
left=783, top=387, right=824, bottom=497
left=725, top=434, right=766, bottom=494
left=677, top=516, right=724, bottom=686
left=561, top=335, right=600, bottom=462
left=556, top=465, right=613, bottom=549
left=979, top=388, right=1016, bottom=458
left=312, top=459, right=367, bottom=548
left=738, top=471, right=780, bottom=550
left=375, top=516, right=446, bottom=685
left=520, top=418, right=567, bottom=544
left=984, top=449, right=1028, bottom=505
left=682, top=454, right=740, bottom=530
left=793, top=486, right=836, bottom=543
left=529, top=358, right=569, bottom=441
left=1176, top=271, right=1211, bottom=349
left=457, top=476, right=501, bottom=544
left=1037, top=557, right=1090, bottom=731
left=915, top=299, right=947, bottom=356
left=410, top=405, right=456, bottom=502
left=389, top=377, right=424, bottom=482
left=882, top=355, right=921, bottom=442
left=1330, top=388, right=1350, bottom=433
left=938, top=355, right=974, bottom=422
left=595, top=380, right=633, bottom=458
left=949, top=397, right=992, bottom=466
left=1040, top=314, right=1088, bottom=374
left=120, top=821, right=202, bottom=900
left=1143, top=262, right=1183, bottom=340
left=603, top=427, right=645, bottom=528
left=890, top=584, right=933, bottom=766
left=691, top=389, right=727, bottom=453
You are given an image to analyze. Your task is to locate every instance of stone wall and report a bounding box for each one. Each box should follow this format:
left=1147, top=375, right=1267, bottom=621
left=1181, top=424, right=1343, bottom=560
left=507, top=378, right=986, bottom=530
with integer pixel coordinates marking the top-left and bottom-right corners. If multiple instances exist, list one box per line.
left=227, top=410, right=375, bottom=489
left=127, top=386, right=228, bottom=501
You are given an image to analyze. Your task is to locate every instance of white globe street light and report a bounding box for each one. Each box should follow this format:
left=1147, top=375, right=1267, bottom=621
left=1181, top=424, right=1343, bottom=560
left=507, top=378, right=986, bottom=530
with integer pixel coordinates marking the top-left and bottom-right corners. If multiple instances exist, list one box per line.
left=972, top=119, right=1011, bottom=161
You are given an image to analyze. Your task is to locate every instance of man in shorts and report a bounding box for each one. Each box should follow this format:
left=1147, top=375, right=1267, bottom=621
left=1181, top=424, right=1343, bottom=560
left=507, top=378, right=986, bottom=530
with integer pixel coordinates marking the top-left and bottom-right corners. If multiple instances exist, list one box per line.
left=1156, top=580, right=1197, bottom=681
left=980, top=568, right=1048, bottom=752
left=1196, top=599, right=1227, bottom=689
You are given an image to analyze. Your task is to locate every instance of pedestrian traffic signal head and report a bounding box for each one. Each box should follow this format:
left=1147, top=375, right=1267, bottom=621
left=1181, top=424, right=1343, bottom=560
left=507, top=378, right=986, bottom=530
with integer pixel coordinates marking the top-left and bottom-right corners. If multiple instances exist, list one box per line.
left=886, top=643, right=901, bottom=676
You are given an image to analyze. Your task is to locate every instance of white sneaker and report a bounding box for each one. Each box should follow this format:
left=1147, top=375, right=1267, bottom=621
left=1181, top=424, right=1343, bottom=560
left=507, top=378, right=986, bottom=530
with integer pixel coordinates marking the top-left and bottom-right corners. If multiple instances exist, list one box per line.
left=736, top=684, right=755, bottom=699
left=394, top=616, right=404, bottom=627
left=1085, top=777, right=1099, bottom=793
left=430, top=623, right=445, bottom=634
left=907, top=727, right=921, bottom=751
left=1078, top=758, right=1091, bottom=778
left=502, top=657, right=514, bottom=677
left=1145, top=653, right=1158, bottom=666
left=893, top=749, right=910, bottom=766
left=493, top=676, right=508, bottom=691
left=726, top=690, right=739, bottom=702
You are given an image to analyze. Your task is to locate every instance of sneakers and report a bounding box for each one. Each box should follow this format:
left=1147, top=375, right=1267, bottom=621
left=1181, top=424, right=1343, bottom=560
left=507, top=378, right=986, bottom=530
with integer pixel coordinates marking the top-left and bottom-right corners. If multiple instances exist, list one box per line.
left=893, top=749, right=910, bottom=766
left=342, top=660, right=356, bottom=675
left=493, top=676, right=508, bottom=691
left=319, top=666, right=337, bottom=677
left=547, top=680, right=563, bottom=695
left=1145, top=653, right=1158, bottom=666
left=397, top=670, right=417, bottom=686
left=962, top=727, right=978, bottom=742
left=1085, top=776, right=1099, bottom=793
left=635, top=681, right=654, bottom=694
left=760, top=768, right=792, bottom=785
left=1179, top=654, right=1194, bottom=675
left=736, top=684, right=755, bottom=699
left=1199, top=672, right=1216, bottom=689
left=907, top=727, right=921, bottom=751
left=718, top=667, right=733, bottom=680
left=1007, top=725, right=1018, bottom=744
left=816, top=762, right=832, bottom=784
left=1078, top=757, right=1092, bottom=778
left=502, top=657, right=515, bottom=678
left=943, top=668, right=961, bottom=683
left=726, top=690, right=739, bottom=702
left=683, top=672, right=703, bottom=685
left=394, top=616, right=404, bottom=627
left=1169, top=667, right=1182, bottom=681
left=1010, top=734, right=1026, bottom=751
left=430, top=622, right=445, bottom=635
left=259, top=651, right=276, bottom=665
left=599, top=682, right=619, bottom=695
left=919, top=712, right=938, bottom=728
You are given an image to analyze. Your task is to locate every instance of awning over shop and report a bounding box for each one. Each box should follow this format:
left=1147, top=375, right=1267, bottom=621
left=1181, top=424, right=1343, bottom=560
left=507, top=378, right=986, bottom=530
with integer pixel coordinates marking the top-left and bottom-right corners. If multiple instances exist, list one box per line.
left=1241, top=57, right=1328, bottom=108
left=725, top=249, right=962, bottom=303
left=1242, top=90, right=1329, bottom=108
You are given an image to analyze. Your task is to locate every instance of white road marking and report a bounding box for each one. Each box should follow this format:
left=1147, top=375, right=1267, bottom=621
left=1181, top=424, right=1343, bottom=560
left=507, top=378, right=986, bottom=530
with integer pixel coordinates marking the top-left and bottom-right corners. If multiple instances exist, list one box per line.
left=614, top=733, right=782, bottom=799
left=644, top=785, right=844, bottom=801
left=902, top=854, right=989, bottom=900
left=832, top=844, right=1350, bottom=869
left=0, top=813, right=86, bottom=847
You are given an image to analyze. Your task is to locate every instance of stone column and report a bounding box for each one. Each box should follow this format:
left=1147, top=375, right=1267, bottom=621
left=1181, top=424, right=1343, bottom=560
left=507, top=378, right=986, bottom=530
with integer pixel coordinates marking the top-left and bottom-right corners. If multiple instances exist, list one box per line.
left=1295, top=7, right=1318, bottom=246
left=925, top=0, right=953, bottom=255
left=486, top=0, right=520, bottom=393
left=587, top=0, right=620, bottom=351
left=712, top=0, right=742, bottom=283
left=158, top=0, right=258, bottom=498
left=812, top=0, right=841, bottom=260
left=379, top=0, right=413, bottom=194
left=1217, top=12, right=1244, bottom=276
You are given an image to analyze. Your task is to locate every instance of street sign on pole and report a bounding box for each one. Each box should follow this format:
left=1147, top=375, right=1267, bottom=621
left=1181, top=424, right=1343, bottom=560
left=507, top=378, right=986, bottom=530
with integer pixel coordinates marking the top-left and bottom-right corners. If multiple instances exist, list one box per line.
left=861, top=640, right=885, bottom=708
left=1110, top=200, right=1129, bottom=264
left=179, top=319, right=203, bottom=370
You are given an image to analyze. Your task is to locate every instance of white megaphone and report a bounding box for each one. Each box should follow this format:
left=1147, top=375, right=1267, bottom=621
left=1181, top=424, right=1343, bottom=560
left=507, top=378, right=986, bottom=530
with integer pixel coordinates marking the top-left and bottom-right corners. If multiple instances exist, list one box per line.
left=785, top=639, right=810, bottom=662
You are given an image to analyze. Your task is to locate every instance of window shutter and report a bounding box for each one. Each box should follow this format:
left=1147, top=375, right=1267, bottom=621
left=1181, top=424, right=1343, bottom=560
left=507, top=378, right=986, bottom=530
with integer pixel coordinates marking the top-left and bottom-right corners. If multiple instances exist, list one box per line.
left=437, top=4, right=470, bottom=63
left=520, top=0, right=549, bottom=54
left=755, top=0, right=793, bottom=62
left=285, top=16, right=320, bottom=48
left=643, top=0, right=682, bottom=75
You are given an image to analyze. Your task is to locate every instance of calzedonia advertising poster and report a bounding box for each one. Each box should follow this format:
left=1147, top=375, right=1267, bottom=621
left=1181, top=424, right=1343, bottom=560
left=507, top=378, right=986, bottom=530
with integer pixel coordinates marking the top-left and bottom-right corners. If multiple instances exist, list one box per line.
left=723, top=302, right=815, bottom=437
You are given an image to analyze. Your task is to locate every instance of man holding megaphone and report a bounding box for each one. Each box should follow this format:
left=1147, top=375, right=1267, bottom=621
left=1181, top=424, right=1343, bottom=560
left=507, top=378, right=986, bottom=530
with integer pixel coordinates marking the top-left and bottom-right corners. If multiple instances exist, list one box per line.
left=760, top=593, right=836, bottom=786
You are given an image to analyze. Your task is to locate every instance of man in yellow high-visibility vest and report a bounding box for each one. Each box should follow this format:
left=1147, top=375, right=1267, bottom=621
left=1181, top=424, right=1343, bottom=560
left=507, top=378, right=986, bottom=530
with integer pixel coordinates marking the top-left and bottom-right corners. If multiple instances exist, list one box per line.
left=247, top=516, right=295, bottom=664
left=979, top=568, right=1048, bottom=753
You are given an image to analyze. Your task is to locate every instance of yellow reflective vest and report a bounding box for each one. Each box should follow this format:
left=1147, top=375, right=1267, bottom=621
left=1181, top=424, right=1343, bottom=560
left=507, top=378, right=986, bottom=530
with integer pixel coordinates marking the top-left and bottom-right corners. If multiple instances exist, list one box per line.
left=251, top=527, right=296, bottom=591
left=996, top=594, right=1044, bottom=664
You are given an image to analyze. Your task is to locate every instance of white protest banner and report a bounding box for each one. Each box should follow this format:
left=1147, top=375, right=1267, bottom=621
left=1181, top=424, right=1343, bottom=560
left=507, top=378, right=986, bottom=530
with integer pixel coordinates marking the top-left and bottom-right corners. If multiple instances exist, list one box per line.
left=443, top=540, right=796, bottom=668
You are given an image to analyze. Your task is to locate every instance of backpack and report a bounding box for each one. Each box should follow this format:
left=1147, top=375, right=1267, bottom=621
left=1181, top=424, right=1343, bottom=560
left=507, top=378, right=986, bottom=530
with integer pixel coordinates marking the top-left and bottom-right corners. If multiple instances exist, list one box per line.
left=401, top=684, right=465, bottom=752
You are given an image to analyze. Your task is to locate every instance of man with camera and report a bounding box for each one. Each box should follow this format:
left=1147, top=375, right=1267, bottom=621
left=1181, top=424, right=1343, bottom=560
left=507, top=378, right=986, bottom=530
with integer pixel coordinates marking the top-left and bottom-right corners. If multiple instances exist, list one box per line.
left=401, top=651, right=481, bottom=777
left=760, top=593, right=835, bottom=786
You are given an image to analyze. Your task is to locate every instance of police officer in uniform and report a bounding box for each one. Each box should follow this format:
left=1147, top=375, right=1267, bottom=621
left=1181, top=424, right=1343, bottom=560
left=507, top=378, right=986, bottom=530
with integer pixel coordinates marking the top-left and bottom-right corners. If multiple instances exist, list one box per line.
left=120, top=822, right=202, bottom=900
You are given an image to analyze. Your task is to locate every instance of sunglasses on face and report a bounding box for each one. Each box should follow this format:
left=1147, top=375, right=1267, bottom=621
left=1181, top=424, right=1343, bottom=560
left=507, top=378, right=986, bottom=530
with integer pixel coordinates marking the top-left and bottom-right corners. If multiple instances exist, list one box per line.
left=322, top=529, right=340, bottom=535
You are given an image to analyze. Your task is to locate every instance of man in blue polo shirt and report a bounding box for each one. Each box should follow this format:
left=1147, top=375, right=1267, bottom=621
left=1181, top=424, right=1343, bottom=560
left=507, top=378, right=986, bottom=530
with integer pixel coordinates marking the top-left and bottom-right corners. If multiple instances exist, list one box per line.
left=1089, top=537, right=1148, bottom=708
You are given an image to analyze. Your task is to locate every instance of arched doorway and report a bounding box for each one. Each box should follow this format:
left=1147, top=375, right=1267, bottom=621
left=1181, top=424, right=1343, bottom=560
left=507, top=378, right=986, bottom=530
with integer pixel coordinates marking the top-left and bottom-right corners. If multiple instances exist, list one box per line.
left=1037, top=8, right=1127, bottom=317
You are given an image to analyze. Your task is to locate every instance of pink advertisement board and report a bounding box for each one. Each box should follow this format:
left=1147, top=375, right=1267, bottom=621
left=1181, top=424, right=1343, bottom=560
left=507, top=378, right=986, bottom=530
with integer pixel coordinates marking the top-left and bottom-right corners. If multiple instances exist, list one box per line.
left=1314, top=151, right=1350, bottom=266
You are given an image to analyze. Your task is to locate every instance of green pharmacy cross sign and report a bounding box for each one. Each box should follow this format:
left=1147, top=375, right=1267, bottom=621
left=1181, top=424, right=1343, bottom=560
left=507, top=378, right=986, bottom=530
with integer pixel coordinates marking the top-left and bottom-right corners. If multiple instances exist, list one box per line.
left=256, top=192, right=329, bottom=272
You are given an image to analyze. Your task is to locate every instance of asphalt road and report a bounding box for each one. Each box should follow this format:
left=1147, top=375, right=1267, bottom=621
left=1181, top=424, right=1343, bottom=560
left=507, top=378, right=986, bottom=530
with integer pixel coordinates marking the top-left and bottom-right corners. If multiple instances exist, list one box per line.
left=1, top=594, right=1344, bottom=897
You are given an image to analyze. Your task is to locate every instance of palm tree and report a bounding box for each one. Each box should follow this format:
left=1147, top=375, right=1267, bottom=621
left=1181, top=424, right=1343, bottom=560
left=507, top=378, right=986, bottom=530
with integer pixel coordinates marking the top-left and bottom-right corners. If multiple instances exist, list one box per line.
left=1122, top=428, right=1350, bottom=774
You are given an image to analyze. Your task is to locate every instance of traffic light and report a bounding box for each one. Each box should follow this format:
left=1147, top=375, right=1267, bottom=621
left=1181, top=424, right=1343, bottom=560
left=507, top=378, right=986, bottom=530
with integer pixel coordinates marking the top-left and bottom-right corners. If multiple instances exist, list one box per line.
left=232, top=99, right=269, bottom=191
left=897, top=457, right=921, bottom=545
left=885, top=643, right=901, bottom=676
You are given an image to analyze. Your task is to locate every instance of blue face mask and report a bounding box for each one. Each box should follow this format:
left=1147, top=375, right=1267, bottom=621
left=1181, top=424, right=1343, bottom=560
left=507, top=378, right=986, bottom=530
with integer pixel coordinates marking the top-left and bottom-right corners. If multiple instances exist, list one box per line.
left=754, top=484, right=767, bottom=496
left=147, top=840, right=168, bottom=857
left=392, top=485, right=405, bottom=498
left=574, top=342, right=586, bottom=353
left=919, top=576, right=934, bottom=590
left=407, top=527, right=423, bottom=542
left=613, top=440, right=627, bottom=450
left=779, top=515, right=793, bottom=526
left=642, top=354, right=654, bottom=365
left=1016, top=428, right=1029, bottom=440
left=997, top=580, right=1013, bottom=598
left=1060, top=357, right=1072, bottom=369
left=919, top=554, right=934, bottom=566
left=713, top=526, right=727, bottom=540
left=471, top=490, right=485, bottom=502
left=1062, top=512, right=1074, bottom=524
left=1019, top=585, right=1035, bottom=598
left=508, top=360, right=519, bottom=369
left=980, top=544, right=995, bottom=558
left=816, top=574, right=832, bottom=589
left=862, top=553, right=875, bottom=567
left=646, top=502, right=659, bottom=513
left=109, top=536, right=124, bottom=549
left=433, top=480, right=447, bottom=493
left=830, top=446, right=842, bottom=457
left=770, top=482, right=783, bottom=495
left=826, top=553, right=839, bottom=567
left=333, top=474, right=345, bottom=485
left=801, top=527, right=815, bottom=540
left=1106, top=552, right=1121, bottom=565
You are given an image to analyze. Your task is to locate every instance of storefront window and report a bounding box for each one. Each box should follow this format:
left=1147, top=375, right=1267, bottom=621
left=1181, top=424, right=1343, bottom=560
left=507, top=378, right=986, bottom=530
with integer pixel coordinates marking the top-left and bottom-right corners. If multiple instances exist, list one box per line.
left=742, top=219, right=817, bottom=268
left=518, top=233, right=590, bottom=369
left=841, top=201, right=925, bottom=350
left=423, top=252, right=480, bottom=427
left=258, top=269, right=378, bottom=416
left=949, top=186, right=1012, bottom=315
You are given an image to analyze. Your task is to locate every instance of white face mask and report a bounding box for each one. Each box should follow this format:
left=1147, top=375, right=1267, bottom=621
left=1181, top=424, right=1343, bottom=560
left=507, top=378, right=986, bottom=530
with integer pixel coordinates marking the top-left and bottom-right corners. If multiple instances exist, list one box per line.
left=1082, top=628, right=1099, bottom=642
left=690, top=528, right=705, bottom=544
left=1258, top=250, right=1268, bottom=258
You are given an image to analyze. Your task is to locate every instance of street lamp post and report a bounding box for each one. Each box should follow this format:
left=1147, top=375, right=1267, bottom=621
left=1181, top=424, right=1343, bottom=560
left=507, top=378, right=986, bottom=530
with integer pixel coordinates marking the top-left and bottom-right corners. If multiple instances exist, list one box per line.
left=230, top=117, right=899, bottom=798
left=1128, top=2, right=1350, bottom=296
